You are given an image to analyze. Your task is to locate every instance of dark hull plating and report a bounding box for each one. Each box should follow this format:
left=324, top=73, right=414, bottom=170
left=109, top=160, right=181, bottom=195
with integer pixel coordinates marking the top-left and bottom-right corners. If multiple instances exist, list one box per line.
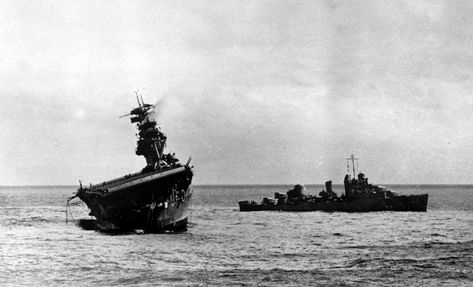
left=77, top=166, right=193, bottom=232
left=239, top=194, right=428, bottom=212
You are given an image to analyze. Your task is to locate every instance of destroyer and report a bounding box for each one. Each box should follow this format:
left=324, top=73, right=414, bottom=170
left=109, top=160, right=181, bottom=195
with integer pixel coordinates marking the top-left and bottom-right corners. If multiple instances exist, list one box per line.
left=239, top=155, right=428, bottom=212
left=69, top=95, right=193, bottom=232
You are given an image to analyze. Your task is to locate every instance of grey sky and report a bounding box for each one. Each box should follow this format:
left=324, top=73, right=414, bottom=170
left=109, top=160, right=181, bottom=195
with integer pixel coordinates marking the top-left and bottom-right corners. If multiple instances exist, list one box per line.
left=1, top=0, right=473, bottom=185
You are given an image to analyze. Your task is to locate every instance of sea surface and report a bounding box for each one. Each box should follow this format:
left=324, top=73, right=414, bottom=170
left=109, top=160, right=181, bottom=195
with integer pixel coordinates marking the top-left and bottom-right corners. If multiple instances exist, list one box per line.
left=0, top=184, right=472, bottom=286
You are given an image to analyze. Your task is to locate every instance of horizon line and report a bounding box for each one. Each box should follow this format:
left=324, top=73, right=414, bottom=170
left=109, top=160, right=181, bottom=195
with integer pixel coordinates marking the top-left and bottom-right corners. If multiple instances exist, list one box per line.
left=2, top=183, right=473, bottom=188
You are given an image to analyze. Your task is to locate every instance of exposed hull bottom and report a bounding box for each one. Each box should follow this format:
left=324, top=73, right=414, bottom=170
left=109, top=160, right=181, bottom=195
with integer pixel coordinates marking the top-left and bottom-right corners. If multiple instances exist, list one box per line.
left=239, top=194, right=428, bottom=212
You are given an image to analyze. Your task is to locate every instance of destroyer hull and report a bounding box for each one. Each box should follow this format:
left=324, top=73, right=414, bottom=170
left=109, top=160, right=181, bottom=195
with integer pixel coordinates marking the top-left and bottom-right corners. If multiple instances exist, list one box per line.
left=239, top=194, right=428, bottom=212
left=77, top=166, right=193, bottom=232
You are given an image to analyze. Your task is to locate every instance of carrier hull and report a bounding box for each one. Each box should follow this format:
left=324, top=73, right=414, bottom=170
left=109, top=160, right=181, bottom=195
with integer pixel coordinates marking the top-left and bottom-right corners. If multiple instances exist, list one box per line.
left=77, top=166, right=193, bottom=232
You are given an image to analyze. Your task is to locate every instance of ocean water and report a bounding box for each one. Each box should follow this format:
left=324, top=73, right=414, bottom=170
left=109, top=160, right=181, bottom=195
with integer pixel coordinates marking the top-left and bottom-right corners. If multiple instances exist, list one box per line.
left=0, top=184, right=472, bottom=286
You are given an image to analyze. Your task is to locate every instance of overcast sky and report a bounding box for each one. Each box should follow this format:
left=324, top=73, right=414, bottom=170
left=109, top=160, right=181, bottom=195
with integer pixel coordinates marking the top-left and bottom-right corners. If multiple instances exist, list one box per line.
left=1, top=0, right=473, bottom=185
